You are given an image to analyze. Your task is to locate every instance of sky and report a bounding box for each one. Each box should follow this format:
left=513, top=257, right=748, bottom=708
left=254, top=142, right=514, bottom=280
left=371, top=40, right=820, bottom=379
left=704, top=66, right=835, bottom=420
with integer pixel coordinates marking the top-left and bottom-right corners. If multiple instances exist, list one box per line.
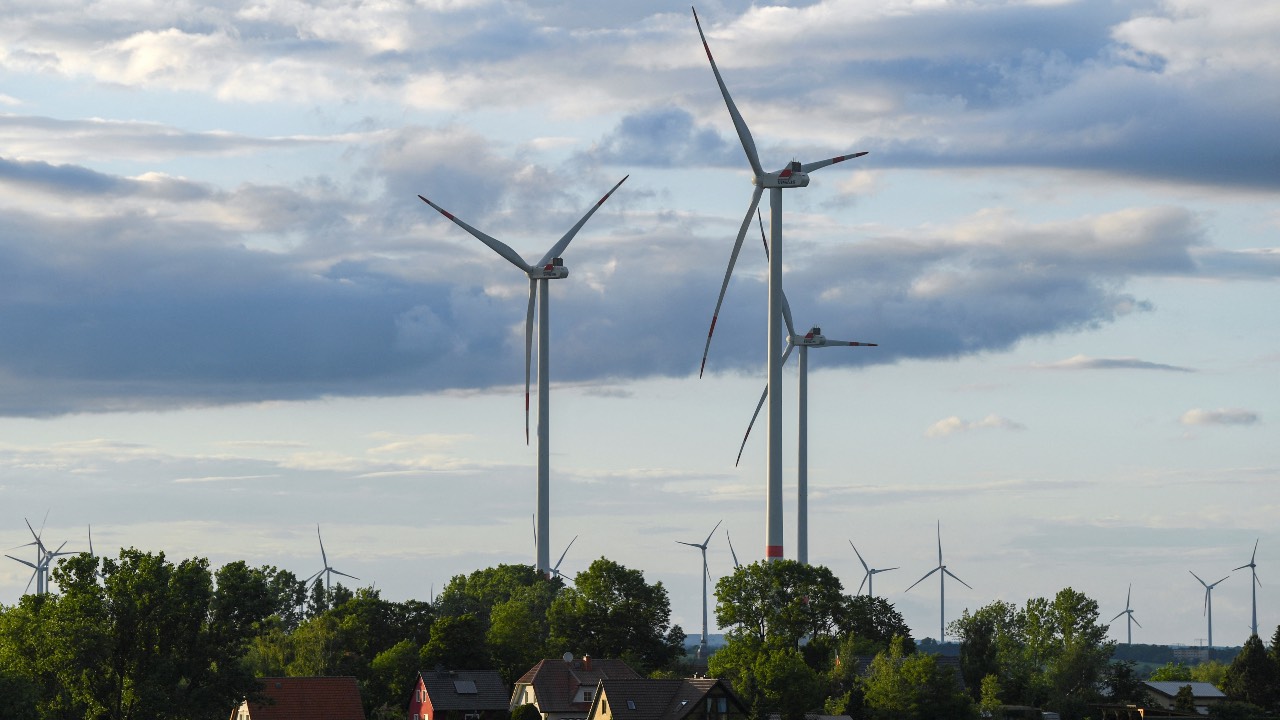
left=1, top=0, right=1277, bottom=649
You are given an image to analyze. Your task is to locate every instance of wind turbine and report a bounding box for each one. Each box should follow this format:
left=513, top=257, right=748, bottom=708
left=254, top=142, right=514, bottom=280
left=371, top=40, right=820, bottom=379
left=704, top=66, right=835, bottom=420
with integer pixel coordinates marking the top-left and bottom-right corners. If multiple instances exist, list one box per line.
left=905, top=521, right=971, bottom=642
left=677, top=519, right=722, bottom=659
left=732, top=212, right=876, bottom=564
left=550, top=535, right=578, bottom=583
left=693, top=7, right=868, bottom=563
left=1190, top=570, right=1229, bottom=649
left=1234, top=539, right=1261, bottom=637
left=307, top=525, right=358, bottom=596
left=6, top=516, right=72, bottom=596
left=850, top=540, right=898, bottom=598
left=1109, top=585, right=1142, bottom=645
left=418, top=176, right=627, bottom=576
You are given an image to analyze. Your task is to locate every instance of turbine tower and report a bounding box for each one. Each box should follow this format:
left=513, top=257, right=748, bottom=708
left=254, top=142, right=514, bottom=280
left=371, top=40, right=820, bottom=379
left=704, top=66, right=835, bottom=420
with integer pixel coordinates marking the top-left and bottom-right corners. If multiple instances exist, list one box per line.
left=1109, top=585, right=1142, bottom=645
left=850, top=540, right=898, bottom=598
left=693, top=7, right=868, bottom=563
left=677, top=519, right=722, bottom=659
left=418, top=176, right=627, bottom=575
left=1190, top=570, right=1229, bottom=649
left=1234, top=539, right=1261, bottom=637
left=307, top=525, right=358, bottom=596
left=734, top=212, right=876, bottom=564
left=905, top=521, right=971, bottom=642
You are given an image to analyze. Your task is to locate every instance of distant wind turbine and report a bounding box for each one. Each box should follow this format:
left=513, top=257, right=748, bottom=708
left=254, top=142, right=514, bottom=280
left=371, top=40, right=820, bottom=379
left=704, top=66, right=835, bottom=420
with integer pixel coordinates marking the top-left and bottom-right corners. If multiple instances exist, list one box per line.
left=1234, top=539, right=1261, bottom=637
left=678, top=519, right=722, bottom=659
left=850, top=540, right=898, bottom=598
left=550, top=535, right=578, bottom=583
left=1109, top=585, right=1142, bottom=645
left=693, top=7, right=868, bottom=563
left=1190, top=570, right=1229, bottom=649
left=905, top=521, right=971, bottom=642
left=418, top=176, right=627, bottom=576
left=6, top=515, right=72, bottom=596
left=307, top=525, right=358, bottom=596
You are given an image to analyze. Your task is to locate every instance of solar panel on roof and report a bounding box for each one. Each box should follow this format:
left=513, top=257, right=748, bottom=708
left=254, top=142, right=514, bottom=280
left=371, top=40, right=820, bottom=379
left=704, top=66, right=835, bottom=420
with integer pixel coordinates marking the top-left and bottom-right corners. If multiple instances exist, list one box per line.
left=454, top=680, right=478, bottom=694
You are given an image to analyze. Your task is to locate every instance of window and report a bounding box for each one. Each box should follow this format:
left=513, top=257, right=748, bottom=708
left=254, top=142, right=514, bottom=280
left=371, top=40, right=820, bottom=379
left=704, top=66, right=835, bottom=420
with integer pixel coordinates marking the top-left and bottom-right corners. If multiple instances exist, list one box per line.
left=583, top=690, right=594, bottom=702
left=455, top=680, right=479, bottom=694
left=627, top=701, right=636, bottom=711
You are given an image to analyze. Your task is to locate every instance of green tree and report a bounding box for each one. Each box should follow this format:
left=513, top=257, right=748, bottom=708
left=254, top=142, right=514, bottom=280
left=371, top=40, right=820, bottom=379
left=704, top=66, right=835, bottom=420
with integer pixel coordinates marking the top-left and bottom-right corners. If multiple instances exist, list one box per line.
left=1223, top=635, right=1279, bottom=708
left=1174, top=684, right=1196, bottom=713
left=1150, top=661, right=1193, bottom=681
left=979, top=674, right=1004, bottom=719
left=950, top=601, right=1019, bottom=699
left=436, top=564, right=554, bottom=625
left=1104, top=660, right=1149, bottom=705
left=421, top=613, right=492, bottom=670
left=1192, top=660, right=1230, bottom=687
left=708, top=635, right=824, bottom=720
left=715, top=560, right=848, bottom=651
left=512, top=704, right=542, bottom=720
left=838, top=595, right=913, bottom=656
left=862, top=636, right=976, bottom=720
left=548, top=557, right=685, bottom=673
left=489, top=583, right=557, bottom=683
left=369, top=639, right=423, bottom=715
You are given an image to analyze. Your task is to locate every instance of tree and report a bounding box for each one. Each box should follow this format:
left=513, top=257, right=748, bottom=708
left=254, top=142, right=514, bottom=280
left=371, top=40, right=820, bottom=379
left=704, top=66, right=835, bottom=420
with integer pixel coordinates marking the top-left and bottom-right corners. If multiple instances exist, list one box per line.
left=1174, top=684, right=1196, bottom=712
left=715, top=560, right=848, bottom=650
left=421, top=613, right=492, bottom=670
left=1223, top=635, right=1279, bottom=708
left=489, top=583, right=557, bottom=683
left=548, top=557, right=685, bottom=673
left=1150, top=661, right=1193, bottom=682
left=708, top=635, right=824, bottom=720
left=838, top=595, right=913, bottom=656
left=436, top=564, right=554, bottom=625
left=369, top=639, right=423, bottom=715
left=862, top=636, right=976, bottom=720
left=1104, top=660, right=1149, bottom=705
left=950, top=601, right=1019, bottom=699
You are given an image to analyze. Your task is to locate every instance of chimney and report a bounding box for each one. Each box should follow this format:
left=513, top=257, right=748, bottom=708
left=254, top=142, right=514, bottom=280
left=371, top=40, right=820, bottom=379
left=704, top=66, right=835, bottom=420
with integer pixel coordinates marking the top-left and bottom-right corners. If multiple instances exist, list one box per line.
left=583, top=655, right=592, bottom=671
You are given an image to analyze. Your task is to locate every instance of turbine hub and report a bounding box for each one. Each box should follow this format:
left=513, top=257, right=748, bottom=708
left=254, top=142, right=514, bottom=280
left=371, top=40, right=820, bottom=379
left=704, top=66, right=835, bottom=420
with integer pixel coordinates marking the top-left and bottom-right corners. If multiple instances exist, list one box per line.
left=755, top=165, right=811, bottom=189
left=531, top=258, right=569, bottom=280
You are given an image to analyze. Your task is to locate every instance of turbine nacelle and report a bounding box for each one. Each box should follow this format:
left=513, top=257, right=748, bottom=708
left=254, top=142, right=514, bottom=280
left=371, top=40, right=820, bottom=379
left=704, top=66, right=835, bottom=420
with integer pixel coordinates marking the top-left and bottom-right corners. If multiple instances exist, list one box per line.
left=530, top=257, right=568, bottom=280
left=754, top=162, right=810, bottom=189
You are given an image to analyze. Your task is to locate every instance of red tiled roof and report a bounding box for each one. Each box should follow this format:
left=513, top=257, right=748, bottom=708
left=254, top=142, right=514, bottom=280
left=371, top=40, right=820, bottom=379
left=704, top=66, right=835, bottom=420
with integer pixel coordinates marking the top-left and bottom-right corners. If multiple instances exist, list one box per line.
left=515, top=658, right=640, bottom=713
left=242, top=677, right=366, bottom=720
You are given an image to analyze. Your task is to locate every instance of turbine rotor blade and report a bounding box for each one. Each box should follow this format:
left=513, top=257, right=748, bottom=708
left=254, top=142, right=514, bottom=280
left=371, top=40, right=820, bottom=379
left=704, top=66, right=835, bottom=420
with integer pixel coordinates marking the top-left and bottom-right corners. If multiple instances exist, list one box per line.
left=538, top=175, right=628, bottom=267
left=700, top=186, right=763, bottom=377
left=857, top=574, right=868, bottom=595
left=554, top=535, right=578, bottom=571
left=726, top=530, right=740, bottom=569
left=1190, top=570, right=1207, bottom=587
left=702, top=519, right=723, bottom=547
left=331, top=569, right=359, bottom=581
left=1109, top=610, right=1126, bottom=623
left=692, top=8, right=763, bottom=178
left=5, top=555, right=37, bottom=570
left=943, top=567, right=973, bottom=590
left=417, top=195, right=533, bottom=273
left=735, top=342, right=794, bottom=466
left=800, top=151, right=869, bottom=174
left=317, top=526, right=328, bottom=568
left=905, top=567, right=939, bottom=593
left=525, top=279, right=536, bottom=445
left=820, top=338, right=877, bottom=347
left=849, top=540, right=870, bottom=573
left=1132, top=615, right=1143, bottom=628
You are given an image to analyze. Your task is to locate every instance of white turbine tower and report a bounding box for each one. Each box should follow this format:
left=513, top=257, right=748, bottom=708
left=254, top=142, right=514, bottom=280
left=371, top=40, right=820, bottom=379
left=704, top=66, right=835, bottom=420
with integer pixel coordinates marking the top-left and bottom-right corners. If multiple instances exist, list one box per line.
left=418, top=176, right=627, bottom=575
left=677, top=519, right=722, bottom=659
left=1234, top=539, right=1261, bottom=637
left=905, top=521, right=971, bottom=642
left=1190, top=570, right=1229, bottom=649
left=1109, top=585, right=1142, bottom=645
left=850, top=540, right=898, bottom=598
left=693, top=7, right=868, bottom=563
left=308, top=525, right=358, bottom=596
left=733, top=212, right=876, bottom=564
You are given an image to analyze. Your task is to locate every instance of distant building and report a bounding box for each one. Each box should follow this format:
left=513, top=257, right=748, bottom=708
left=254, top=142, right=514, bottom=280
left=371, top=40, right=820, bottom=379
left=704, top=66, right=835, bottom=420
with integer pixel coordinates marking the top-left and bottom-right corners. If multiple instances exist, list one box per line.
left=587, top=677, right=748, bottom=720
left=1143, top=681, right=1227, bottom=714
left=512, top=656, right=641, bottom=720
left=229, top=676, right=365, bottom=720
left=410, top=669, right=510, bottom=720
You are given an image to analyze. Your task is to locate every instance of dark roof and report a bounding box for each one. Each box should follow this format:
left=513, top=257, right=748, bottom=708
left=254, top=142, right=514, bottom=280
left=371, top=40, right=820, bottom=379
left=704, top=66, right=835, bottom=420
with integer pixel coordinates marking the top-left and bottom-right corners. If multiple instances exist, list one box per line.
left=516, top=658, right=641, bottom=713
left=1144, top=681, right=1227, bottom=700
left=419, top=670, right=510, bottom=711
left=242, top=677, right=365, bottom=720
left=597, top=678, right=746, bottom=720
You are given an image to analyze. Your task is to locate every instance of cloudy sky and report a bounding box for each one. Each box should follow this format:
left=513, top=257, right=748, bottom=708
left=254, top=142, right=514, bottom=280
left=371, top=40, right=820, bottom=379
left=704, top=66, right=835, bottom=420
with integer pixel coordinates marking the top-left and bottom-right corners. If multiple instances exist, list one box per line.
left=1, top=0, right=1276, bottom=647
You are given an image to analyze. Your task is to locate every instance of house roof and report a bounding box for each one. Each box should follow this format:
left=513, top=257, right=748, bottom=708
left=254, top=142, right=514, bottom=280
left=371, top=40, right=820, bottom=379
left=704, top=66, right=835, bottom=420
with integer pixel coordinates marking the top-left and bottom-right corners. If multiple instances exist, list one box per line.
left=596, top=678, right=746, bottom=720
left=419, top=670, right=510, bottom=711
left=242, top=677, right=366, bottom=720
left=516, top=658, right=641, bottom=713
left=1144, top=681, right=1227, bottom=700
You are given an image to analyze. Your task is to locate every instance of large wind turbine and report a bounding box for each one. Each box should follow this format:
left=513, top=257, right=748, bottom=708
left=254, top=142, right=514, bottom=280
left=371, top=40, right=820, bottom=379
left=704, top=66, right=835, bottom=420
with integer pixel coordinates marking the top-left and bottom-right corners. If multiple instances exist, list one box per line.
left=1109, top=585, right=1142, bottom=645
left=418, top=176, right=627, bottom=575
left=677, top=519, right=722, bottom=659
left=1190, top=570, right=1229, bottom=649
left=905, top=521, right=971, bottom=642
left=850, top=540, right=898, bottom=598
left=1234, top=539, right=1261, bottom=637
left=693, top=8, right=868, bottom=563
left=307, top=525, right=358, bottom=596
left=733, top=213, right=876, bottom=564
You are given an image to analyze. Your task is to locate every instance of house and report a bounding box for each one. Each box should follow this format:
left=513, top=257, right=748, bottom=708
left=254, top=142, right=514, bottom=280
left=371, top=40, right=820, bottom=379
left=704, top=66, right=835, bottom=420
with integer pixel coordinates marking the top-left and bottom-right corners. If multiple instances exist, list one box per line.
left=1142, top=681, right=1227, bottom=714
left=511, top=656, right=641, bottom=720
left=587, top=678, right=749, bottom=720
left=229, top=676, right=365, bottom=720
left=409, top=669, right=510, bottom=720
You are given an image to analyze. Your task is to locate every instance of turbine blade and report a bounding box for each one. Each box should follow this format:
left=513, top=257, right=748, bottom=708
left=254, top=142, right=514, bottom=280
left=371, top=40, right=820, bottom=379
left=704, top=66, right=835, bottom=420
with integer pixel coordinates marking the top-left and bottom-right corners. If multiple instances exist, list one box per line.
left=5, top=555, right=37, bottom=570
left=306, top=569, right=323, bottom=583
left=1251, top=538, right=1258, bottom=564
left=676, top=541, right=701, bottom=548
left=418, top=195, right=533, bottom=273
left=820, top=338, right=877, bottom=347
left=554, top=535, right=578, bottom=571
left=943, top=567, right=973, bottom=590
left=800, top=151, right=869, bottom=174
left=1190, top=570, right=1207, bottom=587
left=24, top=569, right=36, bottom=594
left=936, top=520, right=943, bottom=565
left=331, top=570, right=359, bottom=581
left=88, top=524, right=94, bottom=559
left=1109, top=610, right=1126, bottom=623
left=878, top=567, right=900, bottom=573
left=735, top=343, right=792, bottom=466
left=692, top=8, right=763, bottom=178
left=1131, top=615, right=1142, bottom=628
left=525, top=279, right=536, bottom=445
left=849, top=540, right=870, bottom=573
left=726, top=530, right=740, bottom=569
left=537, top=176, right=628, bottom=268
left=700, top=186, right=763, bottom=378
left=317, top=525, right=328, bottom=567
left=857, top=574, right=868, bottom=595
left=905, top=567, right=939, bottom=593
left=702, top=519, right=723, bottom=547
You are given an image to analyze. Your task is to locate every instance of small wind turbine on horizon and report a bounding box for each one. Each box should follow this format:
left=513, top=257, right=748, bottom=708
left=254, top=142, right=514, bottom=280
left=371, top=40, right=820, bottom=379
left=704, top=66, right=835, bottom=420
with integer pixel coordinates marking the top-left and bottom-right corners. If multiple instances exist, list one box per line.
left=850, top=540, right=898, bottom=598
left=677, top=519, right=722, bottom=659
left=1190, top=570, right=1229, bottom=649
left=418, top=176, right=627, bottom=576
left=1109, top=584, right=1142, bottom=645
left=905, top=521, right=971, bottom=642
left=1234, top=539, right=1261, bottom=637
left=307, top=525, right=358, bottom=596
left=693, top=6, right=868, bottom=564
left=6, top=515, right=73, bottom=596
left=734, top=212, right=876, bottom=564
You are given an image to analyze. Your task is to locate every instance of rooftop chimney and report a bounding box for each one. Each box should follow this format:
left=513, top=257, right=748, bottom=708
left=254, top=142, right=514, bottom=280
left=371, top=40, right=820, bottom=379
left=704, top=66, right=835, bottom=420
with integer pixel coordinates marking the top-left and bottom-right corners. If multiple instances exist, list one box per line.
left=583, top=655, right=592, bottom=671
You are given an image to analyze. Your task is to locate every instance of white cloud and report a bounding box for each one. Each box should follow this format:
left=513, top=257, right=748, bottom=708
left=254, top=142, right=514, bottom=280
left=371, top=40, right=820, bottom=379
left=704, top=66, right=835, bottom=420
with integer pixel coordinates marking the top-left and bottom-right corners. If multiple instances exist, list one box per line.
left=925, top=414, right=1026, bottom=438
left=1180, top=408, right=1260, bottom=426
left=1031, top=354, right=1194, bottom=372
